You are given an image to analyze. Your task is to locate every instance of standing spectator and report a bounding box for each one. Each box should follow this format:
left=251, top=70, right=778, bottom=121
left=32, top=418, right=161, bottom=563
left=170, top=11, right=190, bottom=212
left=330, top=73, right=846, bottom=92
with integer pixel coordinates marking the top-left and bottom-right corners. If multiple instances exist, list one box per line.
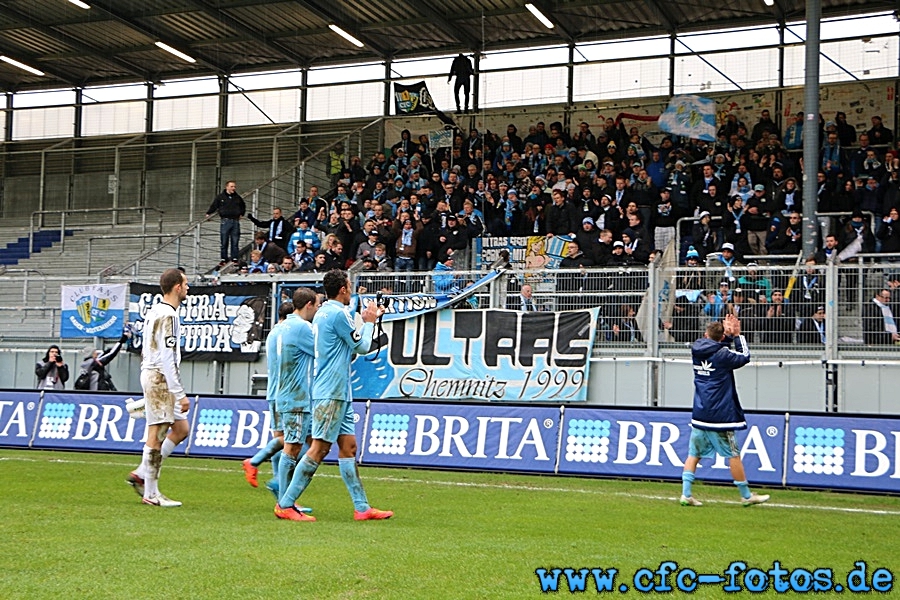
left=448, top=53, right=474, bottom=113
left=862, top=289, right=900, bottom=345
left=746, top=184, right=774, bottom=257
left=437, top=213, right=469, bottom=266
left=36, top=344, right=69, bottom=390
left=877, top=206, right=900, bottom=256
left=750, top=109, right=780, bottom=146
left=247, top=207, right=294, bottom=253
left=678, top=315, right=769, bottom=508
left=652, top=187, right=678, bottom=251
left=868, top=115, right=894, bottom=147
left=834, top=111, right=857, bottom=147
left=546, top=189, right=575, bottom=237
left=691, top=211, right=719, bottom=261
left=206, top=180, right=246, bottom=266
left=78, top=327, right=132, bottom=391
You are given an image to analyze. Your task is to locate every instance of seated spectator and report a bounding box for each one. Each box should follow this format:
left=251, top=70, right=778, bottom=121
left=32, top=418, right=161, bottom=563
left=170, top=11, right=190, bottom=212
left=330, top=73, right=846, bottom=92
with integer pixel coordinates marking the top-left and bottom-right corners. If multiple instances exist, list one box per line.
left=278, top=255, right=297, bottom=273
left=738, top=262, right=773, bottom=301
left=292, top=240, right=315, bottom=270
left=247, top=249, right=267, bottom=273
left=609, top=304, right=642, bottom=343
left=253, top=230, right=286, bottom=265
left=862, top=289, right=900, bottom=345
left=372, top=243, right=393, bottom=272
left=797, top=305, right=827, bottom=345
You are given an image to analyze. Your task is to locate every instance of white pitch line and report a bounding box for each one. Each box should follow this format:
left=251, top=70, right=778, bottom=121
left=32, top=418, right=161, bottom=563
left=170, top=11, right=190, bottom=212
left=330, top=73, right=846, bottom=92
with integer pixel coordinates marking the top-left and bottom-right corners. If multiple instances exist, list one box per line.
left=2, top=455, right=899, bottom=515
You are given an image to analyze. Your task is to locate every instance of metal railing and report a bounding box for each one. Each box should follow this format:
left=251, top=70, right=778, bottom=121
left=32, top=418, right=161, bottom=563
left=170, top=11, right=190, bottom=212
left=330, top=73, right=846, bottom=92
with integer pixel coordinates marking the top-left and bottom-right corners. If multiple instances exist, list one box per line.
left=30, top=207, right=164, bottom=253
left=86, top=233, right=179, bottom=275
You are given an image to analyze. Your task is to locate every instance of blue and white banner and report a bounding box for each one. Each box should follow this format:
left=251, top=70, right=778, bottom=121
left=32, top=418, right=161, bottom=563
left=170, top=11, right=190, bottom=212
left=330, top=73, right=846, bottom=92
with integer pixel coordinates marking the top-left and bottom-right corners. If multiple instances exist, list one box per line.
left=658, top=95, right=717, bottom=142
left=0, top=391, right=41, bottom=448
left=10, top=392, right=900, bottom=493
left=32, top=392, right=149, bottom=453
left=786, top=415, right=900, bottom=493
left=558, top=408, right=785, bottom=486
left=361, top=401, right=560, bottom=472
left=352, top=308, right=599, bottom=402
left=60, top=284, right=127, bottom=338
left=128, top=283, right=271, bottom=361
left=355, top=269, right=505, bottom=322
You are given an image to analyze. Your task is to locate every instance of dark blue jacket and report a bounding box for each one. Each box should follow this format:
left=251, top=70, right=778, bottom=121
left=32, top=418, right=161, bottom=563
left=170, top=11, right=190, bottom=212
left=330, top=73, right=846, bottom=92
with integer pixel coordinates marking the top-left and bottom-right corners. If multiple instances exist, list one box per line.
left=690, top=334, right=750, bottom=431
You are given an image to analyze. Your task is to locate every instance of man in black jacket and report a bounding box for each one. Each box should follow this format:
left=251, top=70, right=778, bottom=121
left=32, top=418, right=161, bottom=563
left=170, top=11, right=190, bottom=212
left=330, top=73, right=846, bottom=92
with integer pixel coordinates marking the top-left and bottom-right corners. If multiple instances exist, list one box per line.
left=247, top=207, right=294, bottom=253
left=206, top=180, right=246, bottom=266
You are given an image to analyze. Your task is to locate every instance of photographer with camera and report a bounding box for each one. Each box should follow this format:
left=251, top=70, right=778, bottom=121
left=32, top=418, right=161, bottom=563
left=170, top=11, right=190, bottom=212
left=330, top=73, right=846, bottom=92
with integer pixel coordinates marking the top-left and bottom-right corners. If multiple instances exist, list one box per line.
left=36, top=345, right=69, bottom=390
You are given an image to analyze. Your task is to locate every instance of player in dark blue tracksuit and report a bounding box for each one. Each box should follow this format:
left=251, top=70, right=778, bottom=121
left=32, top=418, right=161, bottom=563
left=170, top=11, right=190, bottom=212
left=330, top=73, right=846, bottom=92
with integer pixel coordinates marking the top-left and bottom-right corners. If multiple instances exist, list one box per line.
left=679, top=314, right=770, bottom=507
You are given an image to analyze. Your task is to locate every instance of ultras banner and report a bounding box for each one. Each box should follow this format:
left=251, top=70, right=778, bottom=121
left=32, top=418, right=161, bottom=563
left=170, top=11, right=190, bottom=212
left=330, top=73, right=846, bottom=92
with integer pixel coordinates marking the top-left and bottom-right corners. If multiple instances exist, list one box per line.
left=128, top=284, right=270, bottom=361
left=351, top=308, right=599, bottom=402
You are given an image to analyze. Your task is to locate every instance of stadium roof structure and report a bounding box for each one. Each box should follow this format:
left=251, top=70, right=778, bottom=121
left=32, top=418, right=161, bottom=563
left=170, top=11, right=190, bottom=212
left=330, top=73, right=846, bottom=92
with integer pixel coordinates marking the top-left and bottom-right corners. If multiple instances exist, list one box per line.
left=0, top=0, right=893, bottom=92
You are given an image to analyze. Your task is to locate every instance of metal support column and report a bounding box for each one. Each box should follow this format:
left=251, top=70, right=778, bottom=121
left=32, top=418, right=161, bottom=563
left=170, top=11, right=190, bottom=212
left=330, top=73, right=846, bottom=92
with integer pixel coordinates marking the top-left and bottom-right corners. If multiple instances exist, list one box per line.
left=802, top=0, right=822, bottom=258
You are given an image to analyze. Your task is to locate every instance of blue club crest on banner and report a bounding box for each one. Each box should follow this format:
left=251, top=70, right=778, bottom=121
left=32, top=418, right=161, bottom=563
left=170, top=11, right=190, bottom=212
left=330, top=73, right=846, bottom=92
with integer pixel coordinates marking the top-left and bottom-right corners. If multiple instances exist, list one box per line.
left=60, top=284, right=127, bottom=338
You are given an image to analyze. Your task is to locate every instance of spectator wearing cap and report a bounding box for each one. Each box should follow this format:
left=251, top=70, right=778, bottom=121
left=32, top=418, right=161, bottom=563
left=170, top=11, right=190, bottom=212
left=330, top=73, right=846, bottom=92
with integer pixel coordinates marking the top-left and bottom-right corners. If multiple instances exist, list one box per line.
left=577, top=185, right=601, bottom=222
left=575, top=217, right=600, bottom=258
left=594, top=193, right=621, bottom=236
left=416, top=211, right=442, bottom=271
left=703, top=280, right=732, bottom=321
left=437, top=212, right=469, bottom=267
left=432, top=253, right=461, bottom=294
left=840, top=210, right=876, bottom=303
left=355, top=228, right=380, bottom=261
left=738, top=262, right=773, bottom=302
left=678, top=247, right=705, bottom=290
left=708, top=242, right=741, bottom=287
left=691, top=211, right=719, bottom=261
left=746, top=182, right=774, bottom=256
left=621, top=228, right=650, bottom=265
left=514, top=166, right=534, bottom=198
left=607, top=240, right=630, bottom=266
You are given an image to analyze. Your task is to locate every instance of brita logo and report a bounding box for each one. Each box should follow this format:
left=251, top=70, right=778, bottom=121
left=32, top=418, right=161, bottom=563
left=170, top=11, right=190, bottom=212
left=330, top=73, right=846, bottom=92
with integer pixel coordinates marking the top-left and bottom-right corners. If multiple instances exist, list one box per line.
left=39, top=402, right=76, bottom=439
left=368, top=413, right=410, bottom=455
left=195, top=408, right=234, bottom=448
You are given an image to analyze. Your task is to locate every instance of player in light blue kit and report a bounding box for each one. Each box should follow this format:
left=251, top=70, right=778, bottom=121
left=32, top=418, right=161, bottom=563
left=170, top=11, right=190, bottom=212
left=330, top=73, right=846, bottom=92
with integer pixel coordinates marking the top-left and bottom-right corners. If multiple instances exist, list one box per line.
left=273, top=287, right=319, bottom=521
left=241, top=301, right=291, bottom=492
left=279, top=269, right=393, bottom=521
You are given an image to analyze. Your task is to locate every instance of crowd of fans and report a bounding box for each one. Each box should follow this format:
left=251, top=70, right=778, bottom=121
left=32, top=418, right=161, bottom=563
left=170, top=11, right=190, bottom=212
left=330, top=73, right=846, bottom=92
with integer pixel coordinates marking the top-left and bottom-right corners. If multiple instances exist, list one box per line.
left=236, top=109, right=898, bottom=281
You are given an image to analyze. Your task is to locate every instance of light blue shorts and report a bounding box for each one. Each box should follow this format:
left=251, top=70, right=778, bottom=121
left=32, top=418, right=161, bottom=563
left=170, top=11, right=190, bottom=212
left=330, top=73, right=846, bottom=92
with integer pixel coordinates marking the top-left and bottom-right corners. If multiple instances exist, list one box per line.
left=268, top=399, right=282, bottom=432
left=311, top=399, right=355, bottom=444
left=689, top=428, right=739, bottom=459
left=280, top=411, right=311, bottom=446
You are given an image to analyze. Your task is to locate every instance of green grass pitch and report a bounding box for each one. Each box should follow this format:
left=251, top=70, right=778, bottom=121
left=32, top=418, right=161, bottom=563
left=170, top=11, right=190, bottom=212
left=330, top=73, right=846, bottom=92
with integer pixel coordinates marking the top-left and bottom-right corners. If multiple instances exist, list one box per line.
left=1, top=449, right=898, bottom=599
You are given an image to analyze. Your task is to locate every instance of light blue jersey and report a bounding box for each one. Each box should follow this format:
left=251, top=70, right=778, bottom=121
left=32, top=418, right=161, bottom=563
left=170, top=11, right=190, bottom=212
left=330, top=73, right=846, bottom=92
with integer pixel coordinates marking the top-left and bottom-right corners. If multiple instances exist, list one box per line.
left=264, top=320, right=283, bottom=430
left=273, top=313, right=315, bottom=413
left=312, top=299, right=374, bottom=402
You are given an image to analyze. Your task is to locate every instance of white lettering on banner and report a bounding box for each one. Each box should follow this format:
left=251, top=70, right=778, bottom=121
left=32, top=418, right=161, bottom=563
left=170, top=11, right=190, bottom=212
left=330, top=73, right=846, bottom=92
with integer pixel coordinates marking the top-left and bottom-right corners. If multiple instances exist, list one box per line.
left=647, top=422, right=682, bottom=467
left=614, top=421, right=647, bottom=465
left=711, top=427, right=776, bottom=472
left=0, top=401, right=28, bottom=438
left=181, top=323, right=233, bottom=352
left=234, top=410, right=262, bottom=449
left=851, top=430, right=900, bottom=478
left=410, top=414, right=550, bottom=460
left=398, top=369, right=508, bottom=400
left=136, top=292, right=229, bottom=322
left=72, top=403, right=133, bottom=442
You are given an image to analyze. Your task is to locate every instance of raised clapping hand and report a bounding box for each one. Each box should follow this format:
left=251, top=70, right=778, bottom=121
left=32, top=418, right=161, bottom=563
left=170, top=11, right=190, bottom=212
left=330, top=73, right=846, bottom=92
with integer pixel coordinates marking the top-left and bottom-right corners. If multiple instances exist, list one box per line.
left=723, top=313, right=741, bottom=337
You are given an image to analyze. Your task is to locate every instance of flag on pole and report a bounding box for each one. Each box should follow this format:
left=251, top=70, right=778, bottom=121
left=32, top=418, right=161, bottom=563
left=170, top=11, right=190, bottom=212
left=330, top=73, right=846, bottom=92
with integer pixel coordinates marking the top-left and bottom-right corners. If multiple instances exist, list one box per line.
left=658, top=95, right=717, bottom=142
